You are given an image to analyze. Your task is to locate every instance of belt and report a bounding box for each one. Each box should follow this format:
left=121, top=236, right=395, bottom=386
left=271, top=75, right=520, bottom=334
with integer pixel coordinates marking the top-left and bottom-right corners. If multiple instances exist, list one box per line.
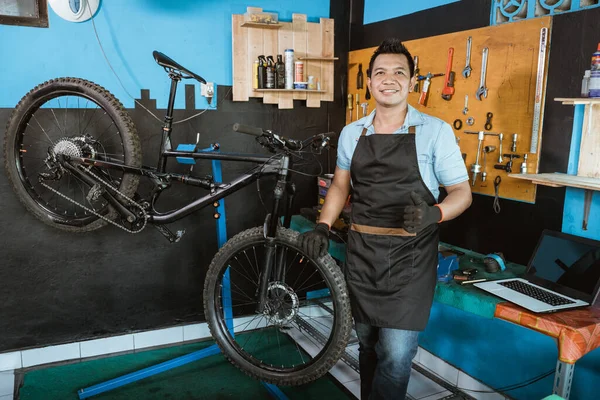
left=351, top=223, right=416, bottom=237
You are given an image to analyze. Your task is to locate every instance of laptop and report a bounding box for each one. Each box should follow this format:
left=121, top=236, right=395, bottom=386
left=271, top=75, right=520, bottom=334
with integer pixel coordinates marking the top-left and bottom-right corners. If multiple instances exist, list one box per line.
left=474, top=230, right=600, bottom=313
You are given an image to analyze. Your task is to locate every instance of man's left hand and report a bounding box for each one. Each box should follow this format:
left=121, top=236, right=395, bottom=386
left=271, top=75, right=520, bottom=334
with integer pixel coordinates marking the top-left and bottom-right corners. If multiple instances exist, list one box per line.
left=403, top=191, right=442, bottom=233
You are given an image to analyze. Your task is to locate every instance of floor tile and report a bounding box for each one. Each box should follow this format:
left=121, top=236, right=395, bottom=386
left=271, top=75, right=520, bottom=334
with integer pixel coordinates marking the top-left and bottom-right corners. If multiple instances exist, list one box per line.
left=407, top=369, right=449, bottom=399
left=133, top=326, right=183, bottom=350
left=0, top=352, right=21, bottom=371
left=342, top=378, right=360, bottom=399
left=80, top=335, right=134, bottom=358
left=419, top=389, right=453, bottom=399
left=419, top=350, right=459, bottom=386
left=21, top=343, right=80, bottom=368
left=0, top=371, right=14, bottom=397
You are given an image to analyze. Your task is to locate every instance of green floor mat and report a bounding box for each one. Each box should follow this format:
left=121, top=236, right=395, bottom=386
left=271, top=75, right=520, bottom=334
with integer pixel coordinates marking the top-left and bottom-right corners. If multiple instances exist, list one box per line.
left=18, top=336, right=353, bottom=400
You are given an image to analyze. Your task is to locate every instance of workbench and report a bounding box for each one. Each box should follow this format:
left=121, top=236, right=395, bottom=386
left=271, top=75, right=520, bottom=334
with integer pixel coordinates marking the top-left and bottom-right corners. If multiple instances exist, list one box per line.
left=290, top=215, right=600, bottom=400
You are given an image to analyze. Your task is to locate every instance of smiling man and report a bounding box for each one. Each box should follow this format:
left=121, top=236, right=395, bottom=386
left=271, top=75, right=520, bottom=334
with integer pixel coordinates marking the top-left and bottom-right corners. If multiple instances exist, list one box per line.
left=299, top=38, right=472, bottom=399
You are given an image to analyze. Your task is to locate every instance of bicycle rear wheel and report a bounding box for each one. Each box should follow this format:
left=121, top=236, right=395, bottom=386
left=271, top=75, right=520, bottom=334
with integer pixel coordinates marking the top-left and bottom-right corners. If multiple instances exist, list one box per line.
left=3, top=78, right=141, bottom=232
left=204, top=226, right=352, bottom=386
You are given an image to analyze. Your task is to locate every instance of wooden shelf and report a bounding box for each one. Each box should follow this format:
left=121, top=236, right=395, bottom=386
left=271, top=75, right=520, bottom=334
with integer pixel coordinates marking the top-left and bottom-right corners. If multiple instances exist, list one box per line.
left=298, top=57, right=339, bottom=61
left=253, top=89, right=326, bottom=93
left=554, top=97, right=600, bottom=105
left=509, top=173, right=600, bottom=191
left=240, top=21, right=282, bottom=29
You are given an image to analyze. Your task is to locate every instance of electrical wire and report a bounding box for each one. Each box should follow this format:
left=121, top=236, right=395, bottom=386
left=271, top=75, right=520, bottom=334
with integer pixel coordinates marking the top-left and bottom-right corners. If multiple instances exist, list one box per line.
left=88, top=4, right=229, bottom=125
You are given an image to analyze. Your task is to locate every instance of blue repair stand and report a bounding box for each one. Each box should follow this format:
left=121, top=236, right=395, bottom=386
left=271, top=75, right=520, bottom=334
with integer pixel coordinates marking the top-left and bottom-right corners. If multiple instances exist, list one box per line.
left=78, top=144, right=288, bottom=399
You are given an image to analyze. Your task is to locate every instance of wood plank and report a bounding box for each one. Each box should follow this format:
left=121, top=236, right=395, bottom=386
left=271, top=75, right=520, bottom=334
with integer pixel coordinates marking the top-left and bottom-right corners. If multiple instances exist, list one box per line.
left=306, top=22, right=322, bottom=108
left=262, top=28, right=279, bottom=104
left=247, top=20, right=264, bottom=98
left=578, top=103, right=600, bottom=178
left=292, top=14, right=307, bottom=101
left=347, top=17, right=553, bottom=204
left=240, top=22, right=282, bottom=29
left=232, top=14, right=248, bottom=101
left=254, top=89, right=325, bottom=93
left=320, top=18, right=334, bottom=102
left=510, top=173, right=600, bottom=191
left=300, top=57, right=339, bottom=61
left=554, top=98, right=600, bottom=105
left=277, top=21, right=294, bottom=109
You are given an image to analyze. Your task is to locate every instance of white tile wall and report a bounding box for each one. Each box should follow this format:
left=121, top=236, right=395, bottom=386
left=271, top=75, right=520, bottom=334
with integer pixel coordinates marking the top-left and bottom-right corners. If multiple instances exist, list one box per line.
left=21, top=343, right=80, bottom=368
left=183, top=323, right=210, bottom=342
left=133, top=326, right=184, bottom=350
left=0, top=394, right=13, bottom=400
left=0, top=351, right=21, bottom=371
left=0, top=371, right=14, bottom=397
left=80, top=334, right=134, bottom=358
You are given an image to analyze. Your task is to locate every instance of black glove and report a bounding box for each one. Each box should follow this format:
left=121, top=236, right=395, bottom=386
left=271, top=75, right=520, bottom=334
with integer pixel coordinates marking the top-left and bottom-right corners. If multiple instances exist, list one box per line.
left=298, top=223, right=330, bottom=259
left=403, top=191, right=442, bottom=233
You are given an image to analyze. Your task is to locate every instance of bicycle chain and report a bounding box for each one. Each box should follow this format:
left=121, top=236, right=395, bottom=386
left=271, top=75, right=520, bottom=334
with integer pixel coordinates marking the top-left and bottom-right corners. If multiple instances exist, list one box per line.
left=40, top=164, right=148, bottom=234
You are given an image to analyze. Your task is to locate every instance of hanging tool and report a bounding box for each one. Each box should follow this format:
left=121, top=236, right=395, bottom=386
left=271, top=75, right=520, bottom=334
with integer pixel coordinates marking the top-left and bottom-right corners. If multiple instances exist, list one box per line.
left=361, top=102, right=368, bottom=118
left=355, top=93, right=360, bottom=120
left=520, top=153, right=528, bottom=174
left=418, top=73, right=445, bottom=106
left=442, top=48, right=455, bottom=101
left=357, top=63, right=364, bottom=90
left=414, top=56, right=420, bottom=92
left=583, top=190, right=593, bottom=230
left=511, top=133, right=518, bottom=152
left=365, top=86, right=371, bottom=100
left=347, top=94, right=354, bottom=122
left=493, top=176, right=501, bottom=214
left=463, top=36, right=473, bottom=78
left=465, top=130, right=504, bottom=163
left=494, top=153, right=521, bottom=173
left=462, top=95, right=469, bottom=115
left=485, top=112, right=493, bottom=130
left=476, top=47, right=489, bottom=100
left=471, top=130, right=485, bottom=186
left=482, top=145, right=496, bottom=183
left=530, top=27, right=548, bottom=154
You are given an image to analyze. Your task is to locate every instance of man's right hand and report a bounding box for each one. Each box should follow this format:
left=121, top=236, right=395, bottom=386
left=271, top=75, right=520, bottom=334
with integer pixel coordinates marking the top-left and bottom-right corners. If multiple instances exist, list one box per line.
left=298, top=222, right=330, bottom=259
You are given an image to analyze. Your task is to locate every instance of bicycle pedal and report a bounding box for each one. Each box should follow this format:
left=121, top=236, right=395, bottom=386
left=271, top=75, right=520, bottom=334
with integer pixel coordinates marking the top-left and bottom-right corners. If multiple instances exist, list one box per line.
left=154, top=224, right=186, bottom=243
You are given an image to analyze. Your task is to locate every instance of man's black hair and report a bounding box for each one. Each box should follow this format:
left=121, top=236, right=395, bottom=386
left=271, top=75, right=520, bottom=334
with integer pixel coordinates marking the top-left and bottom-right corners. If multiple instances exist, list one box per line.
left=367, top=38, right=415, bottom=79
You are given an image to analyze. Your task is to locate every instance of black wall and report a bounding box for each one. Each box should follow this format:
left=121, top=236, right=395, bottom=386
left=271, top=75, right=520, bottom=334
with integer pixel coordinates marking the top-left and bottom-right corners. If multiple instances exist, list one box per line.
left=349, top=1, right=599, bottom=265
left=0, top=1, right=351, bottom=352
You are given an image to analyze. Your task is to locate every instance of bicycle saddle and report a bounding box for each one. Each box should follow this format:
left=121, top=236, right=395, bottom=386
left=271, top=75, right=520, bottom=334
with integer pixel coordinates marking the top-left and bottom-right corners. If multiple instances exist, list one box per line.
left=153, top=51, right=206, bottom=84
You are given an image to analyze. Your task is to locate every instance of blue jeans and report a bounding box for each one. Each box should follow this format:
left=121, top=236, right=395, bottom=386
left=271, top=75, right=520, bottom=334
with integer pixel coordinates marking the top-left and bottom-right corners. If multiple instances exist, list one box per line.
left=355, top=323, right=420, bottom=400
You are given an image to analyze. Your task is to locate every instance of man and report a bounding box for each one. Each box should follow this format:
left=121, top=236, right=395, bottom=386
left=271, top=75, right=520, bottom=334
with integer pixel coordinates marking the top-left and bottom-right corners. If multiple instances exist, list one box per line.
left=299, top=38, right=472, bottom=399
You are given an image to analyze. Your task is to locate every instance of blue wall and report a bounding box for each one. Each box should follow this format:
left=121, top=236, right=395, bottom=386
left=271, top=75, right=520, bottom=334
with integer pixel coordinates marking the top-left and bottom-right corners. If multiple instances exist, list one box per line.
left=0, top=0, right=330, bottom=110
left=363, top=0, right=460, bottom=24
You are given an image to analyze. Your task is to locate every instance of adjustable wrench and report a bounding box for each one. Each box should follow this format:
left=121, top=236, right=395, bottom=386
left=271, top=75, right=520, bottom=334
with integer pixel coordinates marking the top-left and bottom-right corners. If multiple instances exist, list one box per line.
left=475, top=47, right=489, bottom=100
left=462, top=36, right=472, bottom=78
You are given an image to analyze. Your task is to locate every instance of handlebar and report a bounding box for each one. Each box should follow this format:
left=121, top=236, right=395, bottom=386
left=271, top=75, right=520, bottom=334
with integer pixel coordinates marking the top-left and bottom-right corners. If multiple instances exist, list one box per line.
left=232, top=123, right=308, bottom=151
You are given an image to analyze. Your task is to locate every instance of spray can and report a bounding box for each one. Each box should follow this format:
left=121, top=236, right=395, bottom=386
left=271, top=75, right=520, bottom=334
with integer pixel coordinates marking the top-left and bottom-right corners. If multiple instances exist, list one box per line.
left=257, top=55, right=267, bottom=89
left=266, top=56, right=275, bottom=89
left=284, top=49, right=294, bottom=89
left=275, top=55, right=285, bottom=89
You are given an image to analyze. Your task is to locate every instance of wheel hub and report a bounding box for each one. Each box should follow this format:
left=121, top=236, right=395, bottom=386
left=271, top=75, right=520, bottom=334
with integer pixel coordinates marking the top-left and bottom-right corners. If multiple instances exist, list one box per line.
left=52, top=136, right=96, bottom=159
left=264, top=282, right=299, bottom=325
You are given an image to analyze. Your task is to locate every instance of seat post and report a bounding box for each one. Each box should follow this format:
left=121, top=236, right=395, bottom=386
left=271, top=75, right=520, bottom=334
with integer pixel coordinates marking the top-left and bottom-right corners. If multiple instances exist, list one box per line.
left=157, top=72, right=181, bottom=172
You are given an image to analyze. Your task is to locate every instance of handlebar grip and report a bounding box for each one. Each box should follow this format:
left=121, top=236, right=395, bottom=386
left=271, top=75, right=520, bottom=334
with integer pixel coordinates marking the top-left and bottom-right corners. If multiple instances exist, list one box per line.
left=232, top=123, right=264, bottom=137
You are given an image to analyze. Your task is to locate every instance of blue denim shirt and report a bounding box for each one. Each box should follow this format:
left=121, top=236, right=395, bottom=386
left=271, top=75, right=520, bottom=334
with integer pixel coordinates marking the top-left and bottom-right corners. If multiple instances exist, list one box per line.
left=337, top=105, right=468, bottom=201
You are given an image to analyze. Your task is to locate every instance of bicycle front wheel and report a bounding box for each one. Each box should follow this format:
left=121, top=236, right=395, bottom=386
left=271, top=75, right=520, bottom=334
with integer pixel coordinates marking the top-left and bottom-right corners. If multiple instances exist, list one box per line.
left=204, top=226, right=352, bottom=386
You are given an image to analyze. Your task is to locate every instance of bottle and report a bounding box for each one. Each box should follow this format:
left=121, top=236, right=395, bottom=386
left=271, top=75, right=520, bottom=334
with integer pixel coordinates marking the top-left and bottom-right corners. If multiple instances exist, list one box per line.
left=581, top=70, right=591, bottom=98
left=589, top=43, right=600, bottom=98
left=275, top=55, right=285, bottom=89
left=253, top=61, right=259, bottom=89
left=257, top=55, right=266, bottom=89
left=357, top=63, right=364, bottom=89
left=266, top=56, right=275, bottom=89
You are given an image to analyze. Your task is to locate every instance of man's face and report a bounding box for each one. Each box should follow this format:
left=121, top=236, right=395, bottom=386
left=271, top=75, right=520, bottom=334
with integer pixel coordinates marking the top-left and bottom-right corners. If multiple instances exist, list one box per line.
left=367, top=53, right=415, bottom=108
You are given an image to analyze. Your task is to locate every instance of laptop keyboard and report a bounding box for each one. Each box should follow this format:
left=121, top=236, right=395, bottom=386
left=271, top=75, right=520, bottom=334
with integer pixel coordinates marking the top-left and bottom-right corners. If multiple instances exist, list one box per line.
left=498, top=280, right=576, bottom=306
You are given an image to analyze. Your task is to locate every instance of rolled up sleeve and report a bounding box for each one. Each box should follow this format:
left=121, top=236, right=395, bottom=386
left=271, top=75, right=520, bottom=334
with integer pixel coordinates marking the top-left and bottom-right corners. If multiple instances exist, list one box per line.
left=336, top=127, right=353, bottom=170
left=433, top=123, right=469, bottom=186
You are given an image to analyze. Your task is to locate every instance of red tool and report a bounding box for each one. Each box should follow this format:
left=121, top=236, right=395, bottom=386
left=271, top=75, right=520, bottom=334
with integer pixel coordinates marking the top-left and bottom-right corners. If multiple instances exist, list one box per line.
left=441, top=48, right=455, bottom=101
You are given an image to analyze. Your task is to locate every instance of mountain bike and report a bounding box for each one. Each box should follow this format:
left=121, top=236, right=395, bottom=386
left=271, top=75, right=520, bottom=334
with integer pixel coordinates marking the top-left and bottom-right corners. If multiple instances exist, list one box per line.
left=2, top=51, right=352, bottom=386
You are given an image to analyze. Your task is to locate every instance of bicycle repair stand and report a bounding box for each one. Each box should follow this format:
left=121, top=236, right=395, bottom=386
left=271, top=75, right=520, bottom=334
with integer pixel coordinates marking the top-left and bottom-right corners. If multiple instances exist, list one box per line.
left=78, top=144, right=289, bottom=400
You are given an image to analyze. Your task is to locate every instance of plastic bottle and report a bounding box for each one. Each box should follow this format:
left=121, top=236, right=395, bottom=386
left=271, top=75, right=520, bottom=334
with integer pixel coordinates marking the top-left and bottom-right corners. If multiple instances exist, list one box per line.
left=257, top=55, right=266, bottom=89
left=275, top=55, right=285, bottom=89
left=581, top=70, right=590, bottom=97
left=266, top=56, right=275, bottom=89
left=589, top=43, right=600, bottom=98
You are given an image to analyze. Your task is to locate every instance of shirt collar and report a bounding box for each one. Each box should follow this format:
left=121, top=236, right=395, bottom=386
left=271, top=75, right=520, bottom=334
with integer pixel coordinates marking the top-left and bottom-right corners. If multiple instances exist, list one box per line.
left=361, top=104, right=426, bottom=133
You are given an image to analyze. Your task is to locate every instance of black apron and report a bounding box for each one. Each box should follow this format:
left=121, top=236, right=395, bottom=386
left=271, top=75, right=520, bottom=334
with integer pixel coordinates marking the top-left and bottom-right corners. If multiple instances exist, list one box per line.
left=346, top=125, right=439, bottom=331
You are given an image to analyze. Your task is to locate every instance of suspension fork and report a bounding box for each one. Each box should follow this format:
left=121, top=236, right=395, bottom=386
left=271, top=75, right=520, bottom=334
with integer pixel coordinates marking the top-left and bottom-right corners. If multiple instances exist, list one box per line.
left=257, top=156, right=290, bottom=313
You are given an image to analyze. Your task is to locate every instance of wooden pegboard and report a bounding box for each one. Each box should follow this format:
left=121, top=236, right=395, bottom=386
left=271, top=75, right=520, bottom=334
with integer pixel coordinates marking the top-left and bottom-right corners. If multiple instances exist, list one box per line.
left=347, top=17, right=552, bottom=204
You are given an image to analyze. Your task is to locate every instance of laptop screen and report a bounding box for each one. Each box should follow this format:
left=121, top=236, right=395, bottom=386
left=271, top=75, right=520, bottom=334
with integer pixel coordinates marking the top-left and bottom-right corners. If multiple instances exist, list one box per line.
left=528, top=230, right=600, bottom=302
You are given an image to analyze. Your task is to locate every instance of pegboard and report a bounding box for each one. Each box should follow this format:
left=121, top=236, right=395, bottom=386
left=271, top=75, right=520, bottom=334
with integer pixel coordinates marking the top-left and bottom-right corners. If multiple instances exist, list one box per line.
left=347, top=17, right=552, bottom=204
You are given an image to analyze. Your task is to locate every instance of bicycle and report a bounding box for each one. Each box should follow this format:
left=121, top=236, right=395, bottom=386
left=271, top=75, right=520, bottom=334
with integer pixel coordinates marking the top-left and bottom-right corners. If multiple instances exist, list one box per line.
left=2, top=51, right=352, bottom=386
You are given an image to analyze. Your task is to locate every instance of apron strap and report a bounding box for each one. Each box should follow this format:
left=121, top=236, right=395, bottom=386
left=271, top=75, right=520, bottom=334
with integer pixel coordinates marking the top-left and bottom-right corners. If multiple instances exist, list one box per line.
left=361, top=128, right=368, bottom=137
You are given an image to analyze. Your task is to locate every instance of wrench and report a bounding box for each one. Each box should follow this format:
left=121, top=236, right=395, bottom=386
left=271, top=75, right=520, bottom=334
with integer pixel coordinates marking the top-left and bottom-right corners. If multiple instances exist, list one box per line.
left=462, top=95, right=469, bottom=115
left=475, top=47, right=489, bottom=100
left=462, top=36, right=472, bottom=78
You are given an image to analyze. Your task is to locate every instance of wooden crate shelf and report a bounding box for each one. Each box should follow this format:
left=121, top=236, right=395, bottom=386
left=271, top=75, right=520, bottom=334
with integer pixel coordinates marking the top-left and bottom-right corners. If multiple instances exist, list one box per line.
left=509, top=173, right=600, bottom=191
left=240, top=22, right=282, bottom=29
left=232, top=7, right=335, bottom=109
